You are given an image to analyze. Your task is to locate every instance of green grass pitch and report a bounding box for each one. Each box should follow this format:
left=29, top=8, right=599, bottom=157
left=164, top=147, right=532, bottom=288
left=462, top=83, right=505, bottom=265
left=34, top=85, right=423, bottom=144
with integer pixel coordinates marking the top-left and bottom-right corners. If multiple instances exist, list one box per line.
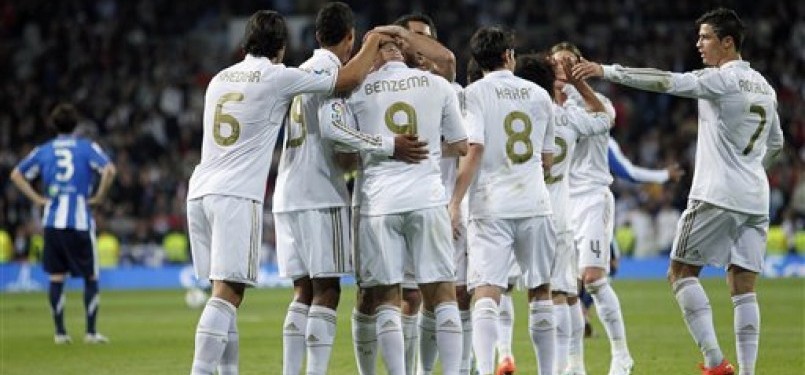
left=1, top=278, right=802, bottom=374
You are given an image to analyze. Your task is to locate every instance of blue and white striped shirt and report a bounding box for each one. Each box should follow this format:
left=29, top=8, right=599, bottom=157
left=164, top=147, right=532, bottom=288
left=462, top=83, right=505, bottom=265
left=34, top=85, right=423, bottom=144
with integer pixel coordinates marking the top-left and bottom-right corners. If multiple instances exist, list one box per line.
left=16, top=135, right=111, bottom=231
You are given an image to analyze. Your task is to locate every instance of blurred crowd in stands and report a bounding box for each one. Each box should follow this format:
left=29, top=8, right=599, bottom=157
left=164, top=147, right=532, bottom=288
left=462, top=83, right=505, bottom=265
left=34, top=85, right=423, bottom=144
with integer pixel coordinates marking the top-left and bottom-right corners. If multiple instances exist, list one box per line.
left=1, top=0, right=803, bottom=267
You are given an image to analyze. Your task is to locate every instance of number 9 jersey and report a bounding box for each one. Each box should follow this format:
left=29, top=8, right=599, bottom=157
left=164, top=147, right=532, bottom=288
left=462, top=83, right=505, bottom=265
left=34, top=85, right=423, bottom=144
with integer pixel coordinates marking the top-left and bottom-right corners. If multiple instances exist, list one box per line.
left=463, top=70, right=555, bottom=219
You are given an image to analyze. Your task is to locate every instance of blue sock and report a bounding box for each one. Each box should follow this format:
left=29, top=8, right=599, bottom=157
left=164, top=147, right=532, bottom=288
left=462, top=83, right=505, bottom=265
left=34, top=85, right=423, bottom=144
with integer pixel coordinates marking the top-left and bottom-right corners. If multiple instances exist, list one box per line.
left=84, top=279, right=99, bottom=334
left=49, top=281, right=66, bottom=335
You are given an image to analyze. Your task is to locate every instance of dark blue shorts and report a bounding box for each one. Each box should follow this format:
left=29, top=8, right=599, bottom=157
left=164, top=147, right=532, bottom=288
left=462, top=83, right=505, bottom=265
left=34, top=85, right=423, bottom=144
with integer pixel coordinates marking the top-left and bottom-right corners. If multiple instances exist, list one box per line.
left=43, top=228, right=96, bottom=278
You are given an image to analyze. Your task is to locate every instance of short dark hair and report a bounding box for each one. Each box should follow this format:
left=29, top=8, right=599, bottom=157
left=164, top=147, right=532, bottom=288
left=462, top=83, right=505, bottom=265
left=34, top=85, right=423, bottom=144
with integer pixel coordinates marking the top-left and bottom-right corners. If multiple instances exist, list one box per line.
left=50, top=103, right=79, bottom=134
left=316, top=2, right=354, bottom=47
left=242, top=10, right=287, bottom=59
left=696, top=7, right=745, bottom=51
left=466, top=58, right=483, bottom=84
left=549, top=41, right=583, bottom=60
left=514, top=53, right=555, bottom=94
left=394, top=13, right=437, bottom=39
left=470, top=27, right=514, bottom=71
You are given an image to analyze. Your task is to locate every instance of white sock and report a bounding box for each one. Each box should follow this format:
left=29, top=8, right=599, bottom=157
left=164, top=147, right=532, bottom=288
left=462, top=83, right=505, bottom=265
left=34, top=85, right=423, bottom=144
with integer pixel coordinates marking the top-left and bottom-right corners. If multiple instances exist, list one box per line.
left=218, top=315, right=239, bottom=375
left=283, top=302, right=309, bottom=375
left=472, top=298, right=499, bottom=375
left=586, top=278, right=630, bottom=358
left=497, top=293, right=514, bottom=359
left=529, top=300, right=556, bottom=375
left=459, top=310, right=473, bottom=375
left=192, top=297, right=236, bottom=375
left=376, top=305, right=406, bottom=375
left=733, top=293, right=759, bottom=375
left=417, top=310, right=438, bottom=374
left=554, top=303, right=571, bottom=373
left=306, top=305, right=337, bottom=375
left=567, top=301, right=586, bottom=372
left=402, top=313, right=418, bottom=375
left=435, top=302, right=463, bottom=375
left=672, top=277, right=723, bottom=368
left=352, top=309, right=377, bottom=375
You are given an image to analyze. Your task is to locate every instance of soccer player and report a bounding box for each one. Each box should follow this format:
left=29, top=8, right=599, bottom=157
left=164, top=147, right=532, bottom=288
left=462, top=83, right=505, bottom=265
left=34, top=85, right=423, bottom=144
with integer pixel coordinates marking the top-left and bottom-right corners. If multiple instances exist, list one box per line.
left=392, top=12, right=466, bottom=375
left=572, top=7, right=784, bottom=375
left=334, top=39, right=467, bottom=375
left=185, top=10, right=392, bottom=374
left=10, top=103, right=117, bottom=345
left=514, top=53, right=614, bottom=375
left=450, top=27, right=557, bottom=375
left=549, top=41, right=634, bottom=375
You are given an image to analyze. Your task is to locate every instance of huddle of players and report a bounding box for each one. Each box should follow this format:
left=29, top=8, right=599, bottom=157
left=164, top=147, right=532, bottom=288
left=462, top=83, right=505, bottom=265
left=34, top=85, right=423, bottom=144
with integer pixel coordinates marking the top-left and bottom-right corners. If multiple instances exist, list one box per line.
left=267, top=3, right=636, bottom=375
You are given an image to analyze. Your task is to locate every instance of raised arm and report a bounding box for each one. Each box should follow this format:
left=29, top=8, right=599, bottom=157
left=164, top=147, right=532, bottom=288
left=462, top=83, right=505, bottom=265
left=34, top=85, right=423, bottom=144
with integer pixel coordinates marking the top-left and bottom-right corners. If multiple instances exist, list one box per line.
left=373, top=25, right=456, bottom=82
left=573, top=61, right=730, bottom=100
left=334, top=32, right=388, bottom=93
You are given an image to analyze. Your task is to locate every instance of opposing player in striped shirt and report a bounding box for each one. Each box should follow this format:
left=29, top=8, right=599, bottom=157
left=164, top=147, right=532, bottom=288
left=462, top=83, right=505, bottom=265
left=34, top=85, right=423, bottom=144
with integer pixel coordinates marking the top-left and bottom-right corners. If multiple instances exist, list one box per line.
left=11, top=103, right=117, bottom=345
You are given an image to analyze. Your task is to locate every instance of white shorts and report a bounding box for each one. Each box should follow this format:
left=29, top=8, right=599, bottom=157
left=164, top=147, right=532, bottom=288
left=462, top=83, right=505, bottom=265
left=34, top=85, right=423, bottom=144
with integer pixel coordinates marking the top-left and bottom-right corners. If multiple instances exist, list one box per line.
left=356, top=207, right=455, bottom=287
left=551, top=230, right=578, bottom=295
left=671, top=200, right=768, bottom=272
left=467, top=216, right=556, bottom=291
left=187, top=195, right=262, bottom=286
left=275, top=207, right=352, bottom=280
left=572, top=190, right=614, bottom=272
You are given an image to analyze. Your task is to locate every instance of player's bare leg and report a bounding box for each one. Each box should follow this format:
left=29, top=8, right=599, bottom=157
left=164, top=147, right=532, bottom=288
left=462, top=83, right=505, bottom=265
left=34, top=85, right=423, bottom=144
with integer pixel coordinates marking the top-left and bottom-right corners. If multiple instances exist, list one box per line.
left=528, top=285, right=555, bottom=375
left=191, top=280, right=244, bottom=375
left=583, top=267, right=632, bottom=375
left=669, top=261, right=734, bottom=374
left=401, top=287, right=422, bottom=375
left=306, top=277, right=341, bottom=375
left=420, top=281, right=462, bottom=375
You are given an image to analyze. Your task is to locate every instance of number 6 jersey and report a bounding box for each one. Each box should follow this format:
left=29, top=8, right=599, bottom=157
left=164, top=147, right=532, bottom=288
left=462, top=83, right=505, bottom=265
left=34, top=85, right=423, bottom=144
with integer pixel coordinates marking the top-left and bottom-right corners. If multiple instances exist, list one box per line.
left=188, top=54, right=337, bottom=203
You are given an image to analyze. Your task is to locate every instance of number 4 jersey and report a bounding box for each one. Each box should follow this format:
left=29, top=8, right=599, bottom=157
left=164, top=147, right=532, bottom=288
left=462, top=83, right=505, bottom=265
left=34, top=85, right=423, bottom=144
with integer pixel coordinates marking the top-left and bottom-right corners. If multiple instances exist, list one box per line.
left=16, top=135, right=111, bottom=230
left=346, top=61, right=466, bottom=215
left=463, top=70, right=555, bottom=219
left=602, top=60, right=784, bottom=215
left=188, top=54, right=337, bottom=203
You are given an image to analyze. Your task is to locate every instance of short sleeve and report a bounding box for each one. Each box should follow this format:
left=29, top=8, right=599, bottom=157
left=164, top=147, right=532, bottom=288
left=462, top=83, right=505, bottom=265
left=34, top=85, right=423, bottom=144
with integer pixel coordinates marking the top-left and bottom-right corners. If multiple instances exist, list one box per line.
left=441, top=85, right=468, bottom=143
left=87, top=142, right=111, bottom=171
left=464, top=87, right=485, bottom=145
left=16, top=147, right=42, bottom=179
left=276, top=67, right=337, bottom=98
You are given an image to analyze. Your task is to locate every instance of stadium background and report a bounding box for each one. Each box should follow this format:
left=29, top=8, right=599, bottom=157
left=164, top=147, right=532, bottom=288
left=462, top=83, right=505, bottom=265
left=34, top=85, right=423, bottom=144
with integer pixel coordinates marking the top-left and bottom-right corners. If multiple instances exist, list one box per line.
left=0, top=0, right=803, bottom=279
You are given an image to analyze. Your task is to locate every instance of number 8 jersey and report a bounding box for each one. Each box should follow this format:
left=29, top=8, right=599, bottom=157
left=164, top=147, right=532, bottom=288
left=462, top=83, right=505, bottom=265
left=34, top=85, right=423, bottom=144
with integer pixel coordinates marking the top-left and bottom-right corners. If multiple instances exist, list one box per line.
left=188, top=54, right=337, bottom=203
left=463, top=70, right=555, bottom=219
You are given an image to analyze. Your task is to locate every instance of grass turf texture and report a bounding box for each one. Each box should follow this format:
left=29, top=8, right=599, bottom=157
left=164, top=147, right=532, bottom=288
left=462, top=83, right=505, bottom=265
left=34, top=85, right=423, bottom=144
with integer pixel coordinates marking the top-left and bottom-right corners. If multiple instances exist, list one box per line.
left=1, top=278, right=802, bottom=374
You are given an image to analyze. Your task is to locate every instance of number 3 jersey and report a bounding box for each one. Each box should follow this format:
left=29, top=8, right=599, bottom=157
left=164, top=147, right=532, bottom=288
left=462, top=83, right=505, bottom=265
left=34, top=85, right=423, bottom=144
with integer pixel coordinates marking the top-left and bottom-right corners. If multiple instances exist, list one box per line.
left=188, top=54, right=337, bottom=203
left=16, top=135, right=111, bottom=230
left=346, top=61, right=466, bottom=215
left=602, top=60, right=784, bottom=215
left=463, top=70, right=555, bottom=219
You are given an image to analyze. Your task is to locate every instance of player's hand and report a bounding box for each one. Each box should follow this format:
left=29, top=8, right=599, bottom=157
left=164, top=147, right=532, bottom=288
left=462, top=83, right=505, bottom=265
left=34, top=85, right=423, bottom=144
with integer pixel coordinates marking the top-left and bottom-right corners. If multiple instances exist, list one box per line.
left=88, top=195, right=105, bottom=207
left=371, top=25, right=409, bottom=39
left=33, top=196, right=49, bottom=206
left=572, top=59, right=604, bottom=80
left=560, top=57, right=583, bottom=86
left=392, top=134, right=428, bottom=163
left=448, top=202, right=462, bottom=240
left=666, top=163, right=685, bottom=183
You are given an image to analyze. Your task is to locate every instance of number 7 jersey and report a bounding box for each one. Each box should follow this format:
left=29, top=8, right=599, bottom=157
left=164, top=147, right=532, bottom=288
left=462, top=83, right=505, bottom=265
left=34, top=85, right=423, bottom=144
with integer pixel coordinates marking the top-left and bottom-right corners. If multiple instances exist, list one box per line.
left=463, top=70, right=555, bottom=219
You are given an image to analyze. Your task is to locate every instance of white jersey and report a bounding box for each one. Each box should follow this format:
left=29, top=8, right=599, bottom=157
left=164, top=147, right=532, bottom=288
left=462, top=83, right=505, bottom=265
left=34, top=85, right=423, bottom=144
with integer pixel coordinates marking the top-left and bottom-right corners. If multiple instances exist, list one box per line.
left=603, top=60, right=784, bottom=214
left=188, top=54, right=336, bottom=202
left=347, top=61, right=466, bottom=215
left=546, top=100, right=612, bottom=232
left=273, top=49, right=353, bottom=212
left=441, top=82, right=466, bottom=197
left=567, top=85, right=617, bottom=197
left=463, top=70, right=555, bottom=219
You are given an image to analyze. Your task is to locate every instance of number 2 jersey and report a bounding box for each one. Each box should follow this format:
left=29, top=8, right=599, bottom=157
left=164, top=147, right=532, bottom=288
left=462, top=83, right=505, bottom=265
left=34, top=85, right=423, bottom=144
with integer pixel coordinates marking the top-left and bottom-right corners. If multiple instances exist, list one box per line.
left=16, top=135, right=111, bottom=230
left=346, top=61, right=466, bottom=215
left=188, top=54, right=337, bottom=203
left=602, top=60, right=784, bottom=215
left=463, top=70, right=555, bottom=219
